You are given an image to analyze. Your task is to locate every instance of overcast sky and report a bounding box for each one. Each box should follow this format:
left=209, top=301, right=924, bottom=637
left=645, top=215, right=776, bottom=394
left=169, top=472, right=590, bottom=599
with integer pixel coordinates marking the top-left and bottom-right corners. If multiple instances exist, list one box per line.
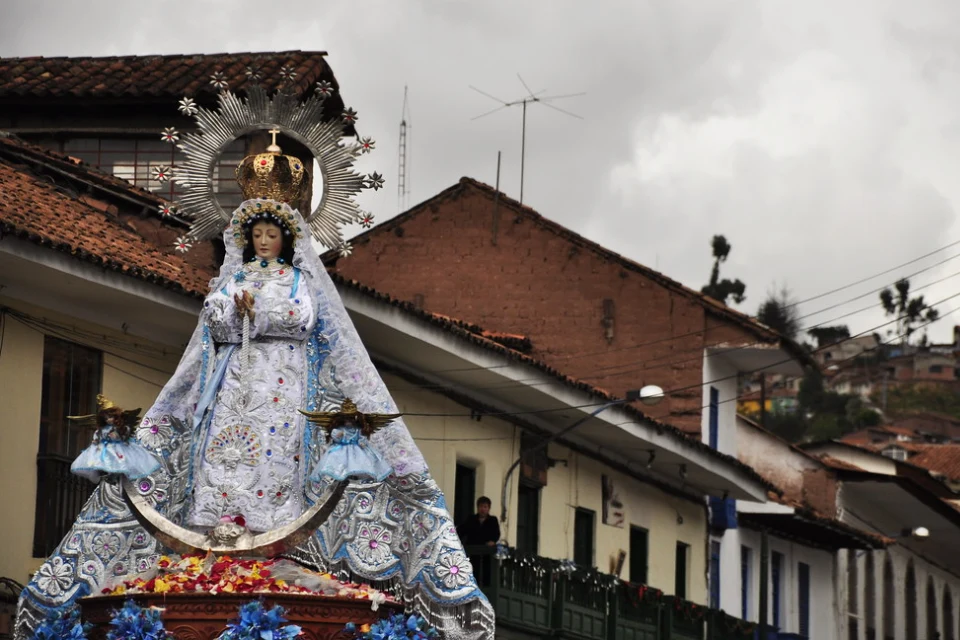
left=4, top=0, right=960, bottom=344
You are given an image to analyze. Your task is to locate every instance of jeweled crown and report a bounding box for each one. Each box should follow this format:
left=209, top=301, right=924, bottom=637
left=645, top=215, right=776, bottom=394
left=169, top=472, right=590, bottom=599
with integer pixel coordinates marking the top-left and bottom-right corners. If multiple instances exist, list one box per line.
left=234, top=129, right=307, bottom=203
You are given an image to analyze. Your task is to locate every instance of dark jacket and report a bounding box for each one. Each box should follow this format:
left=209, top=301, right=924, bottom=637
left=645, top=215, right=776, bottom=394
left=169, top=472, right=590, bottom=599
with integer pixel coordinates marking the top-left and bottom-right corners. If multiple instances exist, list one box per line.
left=457, top=514, right=501, bottom=545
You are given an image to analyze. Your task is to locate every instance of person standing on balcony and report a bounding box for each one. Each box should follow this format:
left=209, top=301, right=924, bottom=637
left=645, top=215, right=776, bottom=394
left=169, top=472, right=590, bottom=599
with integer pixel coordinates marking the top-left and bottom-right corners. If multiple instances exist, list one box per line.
left=458, top=497, right=501, bottom=588
left=457, top=496, right=501, bottom=546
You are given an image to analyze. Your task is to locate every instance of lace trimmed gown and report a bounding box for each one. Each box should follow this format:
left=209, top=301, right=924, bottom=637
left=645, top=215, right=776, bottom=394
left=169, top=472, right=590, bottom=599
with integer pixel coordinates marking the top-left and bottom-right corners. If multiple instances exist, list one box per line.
left=187, top=260, right=316, bottom=533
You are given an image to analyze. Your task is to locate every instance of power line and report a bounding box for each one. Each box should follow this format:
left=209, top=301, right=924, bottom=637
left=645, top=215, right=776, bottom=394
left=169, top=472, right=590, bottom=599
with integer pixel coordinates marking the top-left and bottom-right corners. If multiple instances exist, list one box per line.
left=392, top=290, right=960, bottom=418
left=788, top=238, right=960, bottom=309
left=386, top=266, right=960, bottom=395
left=423, top=240, right=960, bottom=377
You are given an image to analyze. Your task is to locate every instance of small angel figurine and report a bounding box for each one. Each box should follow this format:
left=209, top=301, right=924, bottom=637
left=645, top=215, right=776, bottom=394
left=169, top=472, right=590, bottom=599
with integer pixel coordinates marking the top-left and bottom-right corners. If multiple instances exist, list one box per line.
left=69, top=395, right=161, bottom=483
left=300, top=398, right=398, bottom=482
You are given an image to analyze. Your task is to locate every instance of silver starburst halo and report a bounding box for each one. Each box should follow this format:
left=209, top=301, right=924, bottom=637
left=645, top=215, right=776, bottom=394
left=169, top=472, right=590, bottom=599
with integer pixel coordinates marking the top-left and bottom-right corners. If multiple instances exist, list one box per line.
left=171, top=83, right=379, bottom=249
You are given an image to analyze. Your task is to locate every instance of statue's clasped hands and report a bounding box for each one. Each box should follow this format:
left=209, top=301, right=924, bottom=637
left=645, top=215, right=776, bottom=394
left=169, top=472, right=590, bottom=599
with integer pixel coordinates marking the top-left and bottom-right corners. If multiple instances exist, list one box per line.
left=234, top=290, right=256, bottom=322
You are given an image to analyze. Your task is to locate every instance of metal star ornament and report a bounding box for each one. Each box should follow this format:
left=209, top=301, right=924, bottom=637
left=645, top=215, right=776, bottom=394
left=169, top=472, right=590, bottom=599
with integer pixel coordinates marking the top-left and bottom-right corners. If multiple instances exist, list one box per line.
left=364, top=172, right=385, bottom=191
left=209, top=71, right=228, bottom=91
left=160, top=127, right=179, bottom=144
left=173, top=236, right=193, bottom=253
left=279, top=66, right=298, bottom=82
left=358, top=137, right=375, bottom=154
left=178, top=98, right=199, bottom=116
left=338, top=242, right=353, bottom=258
left=342, top=108, right=358, bottom=125
left=315, top=80, right=334, bottom=99
left=158, top=203, right=176, bottom=217
left=358, top=213, right=375, bottom=229
left=152, top=166, right=173, bottom=183
left=168, top=84, right=377, bottom=250
left=245, top=66, right=263, bottom=83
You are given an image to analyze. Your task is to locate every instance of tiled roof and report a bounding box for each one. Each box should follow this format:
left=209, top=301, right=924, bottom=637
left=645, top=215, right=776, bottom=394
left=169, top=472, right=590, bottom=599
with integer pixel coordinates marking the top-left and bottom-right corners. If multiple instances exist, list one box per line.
left=0, top=134, right=211, bottom=297
left=335, top=177, right=817, bottom=370
left=333, top=272, right=778, bottom=494
left=0, top=51, right=343, bottom=104
left=840, top=425, right=920, bottom=446
left=896, top=444, right=960, bottom=481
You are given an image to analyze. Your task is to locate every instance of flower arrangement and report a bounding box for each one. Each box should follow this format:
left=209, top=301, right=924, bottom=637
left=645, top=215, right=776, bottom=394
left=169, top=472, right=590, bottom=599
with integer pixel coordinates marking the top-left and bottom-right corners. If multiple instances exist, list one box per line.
left=105, top=599, right=168, bottom=640
left=631, top=584, right=663, bottom=606
left=219, top=600, right=301, bottom=640
left=672, top=596, right=706, bottom=622
left=30, top=606, right=90, bottom=640
left=344, top=612, right=440, bottom=640
left=101, top=553, right=391, bottom=606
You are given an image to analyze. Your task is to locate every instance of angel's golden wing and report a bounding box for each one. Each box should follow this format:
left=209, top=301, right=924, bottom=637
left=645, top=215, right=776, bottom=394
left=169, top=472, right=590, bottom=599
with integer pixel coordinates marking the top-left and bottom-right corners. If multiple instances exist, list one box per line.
left=361, top=413, right=401, bottom=438
left=298, top=410, right=336, bottom=442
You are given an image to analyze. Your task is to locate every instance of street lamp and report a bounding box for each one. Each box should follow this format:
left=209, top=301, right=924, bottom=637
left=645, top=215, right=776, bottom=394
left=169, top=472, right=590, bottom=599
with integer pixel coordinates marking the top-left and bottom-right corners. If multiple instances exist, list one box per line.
left=498, top=385, right=665, bottom=530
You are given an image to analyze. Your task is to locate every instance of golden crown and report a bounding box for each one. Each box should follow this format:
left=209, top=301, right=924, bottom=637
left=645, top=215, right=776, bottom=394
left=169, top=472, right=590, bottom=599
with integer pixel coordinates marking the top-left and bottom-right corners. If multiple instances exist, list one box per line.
left=234, top=128, right=308, bottom=204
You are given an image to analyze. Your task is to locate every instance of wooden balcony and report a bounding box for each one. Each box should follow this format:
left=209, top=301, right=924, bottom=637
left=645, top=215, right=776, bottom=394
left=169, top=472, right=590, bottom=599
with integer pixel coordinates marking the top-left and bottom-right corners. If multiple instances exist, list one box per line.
left=464, top=546, right=758, bottom=640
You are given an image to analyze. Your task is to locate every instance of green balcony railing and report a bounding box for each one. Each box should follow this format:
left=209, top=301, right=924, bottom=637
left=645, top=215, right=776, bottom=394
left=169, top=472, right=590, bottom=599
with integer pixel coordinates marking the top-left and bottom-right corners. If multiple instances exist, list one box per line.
left=465, top=546, right=758, bottom=640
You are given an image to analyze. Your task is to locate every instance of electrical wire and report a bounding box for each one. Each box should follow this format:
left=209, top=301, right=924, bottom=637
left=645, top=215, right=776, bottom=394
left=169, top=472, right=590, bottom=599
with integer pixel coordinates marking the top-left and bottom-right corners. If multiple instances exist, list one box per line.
left=415, top=242, right=960, bottom=377
left=385, top=266, right=960, bottom=396
left=392, top=291, right=960, bottom=418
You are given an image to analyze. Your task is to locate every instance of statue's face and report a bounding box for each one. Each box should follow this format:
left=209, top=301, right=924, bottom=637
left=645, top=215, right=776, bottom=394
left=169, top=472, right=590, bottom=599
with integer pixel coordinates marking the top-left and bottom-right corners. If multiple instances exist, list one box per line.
left=251, top=221, right=283, bottom=261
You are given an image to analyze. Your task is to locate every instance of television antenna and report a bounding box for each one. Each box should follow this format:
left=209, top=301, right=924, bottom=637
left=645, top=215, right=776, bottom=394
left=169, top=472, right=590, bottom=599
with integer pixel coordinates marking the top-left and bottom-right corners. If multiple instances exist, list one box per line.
left=470, top=74, right=584, bottom=205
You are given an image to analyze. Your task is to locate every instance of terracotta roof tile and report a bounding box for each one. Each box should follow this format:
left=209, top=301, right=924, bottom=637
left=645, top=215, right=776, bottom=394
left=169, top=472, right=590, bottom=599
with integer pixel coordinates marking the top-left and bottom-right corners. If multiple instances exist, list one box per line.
left=0, top=51, right=349, bottom=127
left=0, top=135, right=211, bottom=297
left=899, top=444, right=960, bottom=481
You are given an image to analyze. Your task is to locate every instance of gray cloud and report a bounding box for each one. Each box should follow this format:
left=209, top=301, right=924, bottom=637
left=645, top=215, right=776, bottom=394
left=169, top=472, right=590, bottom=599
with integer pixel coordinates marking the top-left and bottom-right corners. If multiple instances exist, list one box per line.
left=3, top=0, right=959, bottom=342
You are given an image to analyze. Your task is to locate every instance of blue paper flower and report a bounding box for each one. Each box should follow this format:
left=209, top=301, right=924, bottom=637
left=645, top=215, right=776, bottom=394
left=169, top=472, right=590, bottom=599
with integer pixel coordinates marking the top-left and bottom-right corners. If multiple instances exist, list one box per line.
left=219, top=600, right=301, bottom=640
left=344, top=612, right=440, bottom=640
left=31, top=606, right=91, bottom=640
left=105, top=599, right=168, bottom=640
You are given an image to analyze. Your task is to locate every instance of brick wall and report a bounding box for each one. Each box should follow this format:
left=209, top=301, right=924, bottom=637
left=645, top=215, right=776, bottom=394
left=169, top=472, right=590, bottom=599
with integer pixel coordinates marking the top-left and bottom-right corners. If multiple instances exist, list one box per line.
left=335, top=180, right=768, bottom=434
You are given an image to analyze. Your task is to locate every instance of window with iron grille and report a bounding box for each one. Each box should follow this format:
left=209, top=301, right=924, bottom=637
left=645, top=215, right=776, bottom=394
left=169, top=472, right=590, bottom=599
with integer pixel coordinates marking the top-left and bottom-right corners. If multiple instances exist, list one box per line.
left=33, top=337, right=102, bottom=557
left=63, top=137, right=245, bottom=211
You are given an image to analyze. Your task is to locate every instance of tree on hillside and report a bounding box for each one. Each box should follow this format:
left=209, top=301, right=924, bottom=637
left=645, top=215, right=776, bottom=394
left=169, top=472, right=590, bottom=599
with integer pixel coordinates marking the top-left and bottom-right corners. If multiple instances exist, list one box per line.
left=807, top=325, right=851, bottom=349
left=757, top=285, right=801, bottom=340
left=879, top=278, right=939, bottom=345
left=701, top=235, right=747, bottom=305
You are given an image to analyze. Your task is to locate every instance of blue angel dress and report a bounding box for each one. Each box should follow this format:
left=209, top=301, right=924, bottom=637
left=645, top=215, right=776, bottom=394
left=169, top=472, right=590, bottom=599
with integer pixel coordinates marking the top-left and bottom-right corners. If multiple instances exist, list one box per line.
left=70, top=425, right=161, bottom=483
left=309, top=425, right=393, bottom=482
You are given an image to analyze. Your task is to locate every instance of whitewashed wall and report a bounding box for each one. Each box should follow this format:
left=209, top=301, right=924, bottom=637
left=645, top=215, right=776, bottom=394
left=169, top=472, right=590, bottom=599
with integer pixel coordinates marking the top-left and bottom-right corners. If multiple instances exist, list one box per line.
left=714, top=527, right=837, bottom=639
left=839, top=547, right=960, bottom=640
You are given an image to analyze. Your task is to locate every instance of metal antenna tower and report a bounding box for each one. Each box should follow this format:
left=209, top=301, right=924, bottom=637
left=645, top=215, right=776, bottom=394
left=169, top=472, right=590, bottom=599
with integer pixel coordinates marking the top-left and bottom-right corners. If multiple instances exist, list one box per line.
left=398, top=85, right=411, bottom=213
left=470, top=74, right=584, bottom=205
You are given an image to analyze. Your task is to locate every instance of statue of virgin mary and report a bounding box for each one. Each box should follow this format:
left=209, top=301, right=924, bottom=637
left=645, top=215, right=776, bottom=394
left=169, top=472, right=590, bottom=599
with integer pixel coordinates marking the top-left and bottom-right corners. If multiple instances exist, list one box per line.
left=15, top=93, right=494, bottom=640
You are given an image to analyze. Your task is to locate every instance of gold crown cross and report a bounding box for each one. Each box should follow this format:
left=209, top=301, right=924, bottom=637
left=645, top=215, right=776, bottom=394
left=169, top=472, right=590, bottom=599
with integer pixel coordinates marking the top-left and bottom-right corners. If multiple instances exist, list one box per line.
left=267, top=127, right=282, bottom=154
